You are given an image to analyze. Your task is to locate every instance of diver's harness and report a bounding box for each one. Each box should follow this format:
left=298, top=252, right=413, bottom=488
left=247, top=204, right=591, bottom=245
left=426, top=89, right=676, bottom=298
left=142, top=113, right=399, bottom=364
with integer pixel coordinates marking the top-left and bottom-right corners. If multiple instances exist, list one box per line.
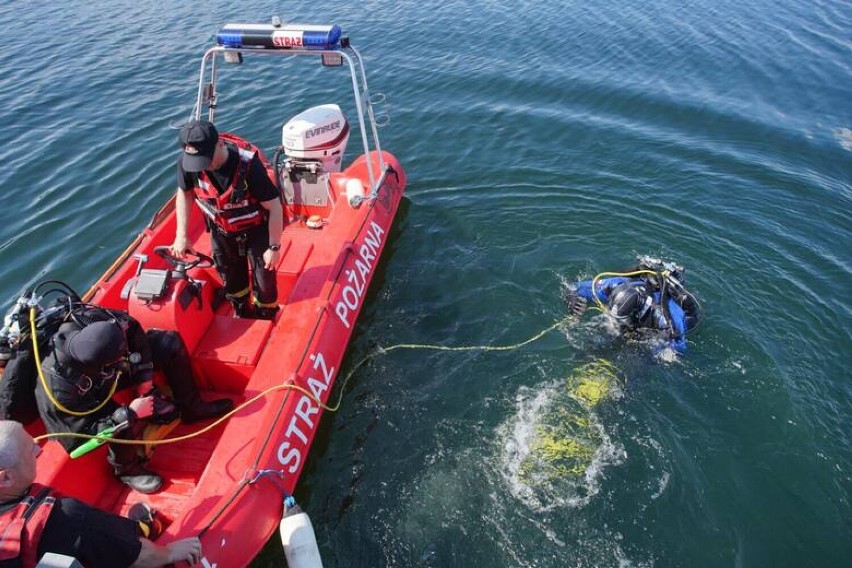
left=591, top=256, right=701, bottom=341
left=0, top=281, right=153, bottom=421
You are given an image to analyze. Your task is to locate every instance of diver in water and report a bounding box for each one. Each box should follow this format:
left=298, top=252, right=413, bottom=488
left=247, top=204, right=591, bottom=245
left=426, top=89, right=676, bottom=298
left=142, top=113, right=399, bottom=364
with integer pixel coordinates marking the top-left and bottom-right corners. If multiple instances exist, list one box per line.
left=563, top=256, right=701, bottom=354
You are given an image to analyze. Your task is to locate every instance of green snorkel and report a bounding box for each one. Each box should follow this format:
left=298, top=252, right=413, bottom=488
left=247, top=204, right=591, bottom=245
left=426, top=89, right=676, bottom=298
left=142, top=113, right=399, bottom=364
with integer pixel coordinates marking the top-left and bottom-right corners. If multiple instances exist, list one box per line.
left=69, top=421, right=128, bottom=459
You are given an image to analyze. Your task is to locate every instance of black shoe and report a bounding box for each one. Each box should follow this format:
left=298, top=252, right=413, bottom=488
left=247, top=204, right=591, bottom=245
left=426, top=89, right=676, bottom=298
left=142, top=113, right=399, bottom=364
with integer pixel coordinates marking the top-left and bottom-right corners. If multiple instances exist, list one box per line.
left=253, top=306, right=279, bottom=320
left=128, top=502, right=164, bottom=539
left=233, top=305, right=251, bottom=319
left=118, top=468, right=163, bottom=494
left=181, top=398, right=234, bottom=424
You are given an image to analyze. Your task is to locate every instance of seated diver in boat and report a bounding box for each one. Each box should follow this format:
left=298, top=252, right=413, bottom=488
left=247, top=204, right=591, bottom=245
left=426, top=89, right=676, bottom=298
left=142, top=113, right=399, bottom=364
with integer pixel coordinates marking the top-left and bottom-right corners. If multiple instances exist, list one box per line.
left=563, top=257, right=701, bottom=354
left=0, top=420, right=202, bottom=567
left=34, top=306, right=234, bottom=494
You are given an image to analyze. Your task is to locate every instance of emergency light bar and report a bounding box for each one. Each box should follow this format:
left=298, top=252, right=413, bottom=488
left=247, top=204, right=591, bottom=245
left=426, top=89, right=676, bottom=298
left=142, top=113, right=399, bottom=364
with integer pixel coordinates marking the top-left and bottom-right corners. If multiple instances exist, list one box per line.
left=216, top=23, right=343, bottom=50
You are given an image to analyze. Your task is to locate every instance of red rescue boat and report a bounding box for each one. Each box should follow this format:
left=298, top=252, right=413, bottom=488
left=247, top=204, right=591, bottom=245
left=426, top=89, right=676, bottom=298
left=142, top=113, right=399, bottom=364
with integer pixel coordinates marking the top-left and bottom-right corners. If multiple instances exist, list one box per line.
left=26, top=21, right=406, bottom=567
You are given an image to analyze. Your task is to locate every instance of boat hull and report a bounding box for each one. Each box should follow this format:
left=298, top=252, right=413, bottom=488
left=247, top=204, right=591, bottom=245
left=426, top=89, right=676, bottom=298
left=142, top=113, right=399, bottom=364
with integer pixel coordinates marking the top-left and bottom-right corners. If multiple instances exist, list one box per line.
left=34, top=149, right=407, bottom=567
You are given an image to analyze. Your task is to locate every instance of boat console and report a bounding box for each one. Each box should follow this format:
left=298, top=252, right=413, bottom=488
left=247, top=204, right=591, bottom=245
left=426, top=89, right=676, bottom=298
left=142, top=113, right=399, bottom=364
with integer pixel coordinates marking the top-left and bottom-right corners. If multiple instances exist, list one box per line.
left=126, top=247, right=217, bottom=354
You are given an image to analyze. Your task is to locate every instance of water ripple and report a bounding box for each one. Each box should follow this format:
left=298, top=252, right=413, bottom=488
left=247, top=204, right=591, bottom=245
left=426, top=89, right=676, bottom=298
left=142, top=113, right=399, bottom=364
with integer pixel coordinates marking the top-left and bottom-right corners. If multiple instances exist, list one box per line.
left=2, top=1, right=851, bottom=566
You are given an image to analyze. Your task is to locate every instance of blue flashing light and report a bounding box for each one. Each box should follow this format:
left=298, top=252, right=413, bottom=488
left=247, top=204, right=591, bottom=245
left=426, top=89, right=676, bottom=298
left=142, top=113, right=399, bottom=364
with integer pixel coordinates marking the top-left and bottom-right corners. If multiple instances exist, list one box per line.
left=302, top=26, right=342, bottom=47
left=217, top=32, right=243, bottom=48
left=216, top=23, right=342, bottom=50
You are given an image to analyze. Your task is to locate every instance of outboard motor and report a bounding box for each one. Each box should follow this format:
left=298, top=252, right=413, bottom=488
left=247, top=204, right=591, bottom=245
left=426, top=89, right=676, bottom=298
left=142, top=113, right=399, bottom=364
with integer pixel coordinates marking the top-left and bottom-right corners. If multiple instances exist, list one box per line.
left=278, top=105, right=349, bottom=208
left=282, top=104, right=350, bottom=173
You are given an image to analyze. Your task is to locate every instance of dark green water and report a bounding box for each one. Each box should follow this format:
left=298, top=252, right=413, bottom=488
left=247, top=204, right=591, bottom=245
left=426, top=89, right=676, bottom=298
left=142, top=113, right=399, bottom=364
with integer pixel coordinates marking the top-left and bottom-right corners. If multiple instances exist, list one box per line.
left=1, top=1, right=850, bottom=566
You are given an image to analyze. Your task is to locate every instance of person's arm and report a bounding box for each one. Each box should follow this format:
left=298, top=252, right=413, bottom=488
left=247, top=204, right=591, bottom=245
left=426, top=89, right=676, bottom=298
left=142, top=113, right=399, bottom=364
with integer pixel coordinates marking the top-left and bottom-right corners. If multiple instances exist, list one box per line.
left=131, top=536, right=201, bottom=567
left=170, top=188, right=191, bottom=259
left=260, top=197, right=283, bottom=270
left=665, top=298, right=688, bottom=353
left=565, top=276, right=631, bottom=317
left=246, top=155, right=285, bottom=270
left=575, top=277, right=628, bottom=303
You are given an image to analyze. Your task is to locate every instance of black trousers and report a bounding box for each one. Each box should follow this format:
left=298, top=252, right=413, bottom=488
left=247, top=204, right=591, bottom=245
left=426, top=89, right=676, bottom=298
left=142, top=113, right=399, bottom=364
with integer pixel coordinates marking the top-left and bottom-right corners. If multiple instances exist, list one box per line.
left=211, top=224, right=278, bottom=306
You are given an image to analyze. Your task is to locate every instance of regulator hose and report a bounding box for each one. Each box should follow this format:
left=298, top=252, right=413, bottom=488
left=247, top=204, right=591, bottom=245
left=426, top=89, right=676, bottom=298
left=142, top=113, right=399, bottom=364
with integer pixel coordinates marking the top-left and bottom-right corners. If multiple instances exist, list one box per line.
left=31, top=307, right=119, bottom=417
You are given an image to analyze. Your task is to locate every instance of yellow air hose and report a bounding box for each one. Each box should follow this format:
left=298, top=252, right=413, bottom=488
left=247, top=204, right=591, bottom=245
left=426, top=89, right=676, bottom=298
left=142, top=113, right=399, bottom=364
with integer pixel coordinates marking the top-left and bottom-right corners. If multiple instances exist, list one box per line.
left=31, top=307, right=118, bottom=417
left=590, top=269, right=662, bottom=312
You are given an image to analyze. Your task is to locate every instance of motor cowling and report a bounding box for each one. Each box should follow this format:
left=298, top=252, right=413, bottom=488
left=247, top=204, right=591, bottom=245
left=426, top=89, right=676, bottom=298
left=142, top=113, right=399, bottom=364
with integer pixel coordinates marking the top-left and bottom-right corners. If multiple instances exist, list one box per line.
left=281, top=104, right=350, bottom=173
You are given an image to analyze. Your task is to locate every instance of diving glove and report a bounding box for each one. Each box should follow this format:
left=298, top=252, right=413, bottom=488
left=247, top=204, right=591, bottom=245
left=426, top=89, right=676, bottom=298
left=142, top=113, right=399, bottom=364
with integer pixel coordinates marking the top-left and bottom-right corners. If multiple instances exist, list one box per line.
left=565, top=292, right=588, bottom=316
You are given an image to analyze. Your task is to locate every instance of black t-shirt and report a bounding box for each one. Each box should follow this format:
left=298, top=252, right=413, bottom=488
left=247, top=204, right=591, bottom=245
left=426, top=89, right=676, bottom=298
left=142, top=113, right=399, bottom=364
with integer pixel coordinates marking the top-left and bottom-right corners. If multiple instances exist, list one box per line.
left=177, top=142, right=278, bottom=202
left=0, top=494, right=142, bottom=567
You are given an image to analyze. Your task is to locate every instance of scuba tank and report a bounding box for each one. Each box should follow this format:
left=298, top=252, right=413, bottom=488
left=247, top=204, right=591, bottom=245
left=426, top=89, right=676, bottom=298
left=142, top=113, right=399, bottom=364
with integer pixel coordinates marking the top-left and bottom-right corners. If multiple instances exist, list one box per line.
left=0, top=281, right=82, bottom=423
left=0, top=292, right=30, bottom=362
left=279, top=497, right=323, bottom=568
left=636, top=255, right=685, bottom=285
left=0, top=292, right=38, bottom=422
left=634, top=256, right=702, bottom=337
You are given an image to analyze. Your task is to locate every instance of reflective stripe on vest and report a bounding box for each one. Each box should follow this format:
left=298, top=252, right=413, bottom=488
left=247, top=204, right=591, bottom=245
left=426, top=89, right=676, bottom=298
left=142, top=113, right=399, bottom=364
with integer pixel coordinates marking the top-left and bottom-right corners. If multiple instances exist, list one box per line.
left=0, top=484, right=56, bottom=568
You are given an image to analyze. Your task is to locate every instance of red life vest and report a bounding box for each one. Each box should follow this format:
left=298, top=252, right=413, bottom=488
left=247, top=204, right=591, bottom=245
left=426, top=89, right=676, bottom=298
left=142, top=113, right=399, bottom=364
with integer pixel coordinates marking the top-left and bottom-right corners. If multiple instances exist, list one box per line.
left=192, top=133, right=268, bottom=235
left=0, top=484, right=56, bottom=568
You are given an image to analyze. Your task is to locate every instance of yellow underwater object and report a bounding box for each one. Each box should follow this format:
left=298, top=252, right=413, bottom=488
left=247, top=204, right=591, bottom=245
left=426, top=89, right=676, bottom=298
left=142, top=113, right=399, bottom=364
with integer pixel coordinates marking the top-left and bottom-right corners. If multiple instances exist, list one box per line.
left=528, top=426, right=595, bottom=477
left=520, top=359, right=622, bottom=482
left=568, top=358, right=620, bottom=407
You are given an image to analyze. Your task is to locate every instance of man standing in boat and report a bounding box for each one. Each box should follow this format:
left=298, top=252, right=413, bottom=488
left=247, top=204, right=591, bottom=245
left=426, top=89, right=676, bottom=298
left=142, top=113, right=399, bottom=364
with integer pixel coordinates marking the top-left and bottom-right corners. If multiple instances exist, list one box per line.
left=171, top=120, right=284, bottom=320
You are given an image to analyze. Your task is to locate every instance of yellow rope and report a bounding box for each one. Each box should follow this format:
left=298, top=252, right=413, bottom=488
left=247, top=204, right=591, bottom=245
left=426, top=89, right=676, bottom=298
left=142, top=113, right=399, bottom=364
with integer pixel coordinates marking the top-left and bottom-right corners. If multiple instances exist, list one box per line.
left=35, top=315, right=573, bottom=446
left=326, top=315, right=572, bottom=411
left=34, top=382, right=326, bottom=445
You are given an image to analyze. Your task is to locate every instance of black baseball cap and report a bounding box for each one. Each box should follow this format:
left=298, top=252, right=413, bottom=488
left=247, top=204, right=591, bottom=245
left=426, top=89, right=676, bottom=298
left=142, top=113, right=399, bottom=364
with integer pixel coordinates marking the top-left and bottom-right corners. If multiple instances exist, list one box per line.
left=65, top=321, right=127, bottom=368
left=179, top=120, right=219, bottom=172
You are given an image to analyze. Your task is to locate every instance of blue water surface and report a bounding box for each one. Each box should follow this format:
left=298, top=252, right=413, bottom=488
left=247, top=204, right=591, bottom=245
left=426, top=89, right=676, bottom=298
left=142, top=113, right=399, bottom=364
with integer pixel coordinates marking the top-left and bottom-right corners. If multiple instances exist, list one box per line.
left=1, top=1, right=850, bottom=566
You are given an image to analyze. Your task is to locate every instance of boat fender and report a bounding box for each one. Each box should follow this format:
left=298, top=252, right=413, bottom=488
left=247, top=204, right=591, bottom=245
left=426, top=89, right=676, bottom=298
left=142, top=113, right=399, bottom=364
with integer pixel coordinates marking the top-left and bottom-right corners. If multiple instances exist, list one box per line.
left=345, top=178, right=364, bottom=208
left=279, top=501, right=323, bottom=568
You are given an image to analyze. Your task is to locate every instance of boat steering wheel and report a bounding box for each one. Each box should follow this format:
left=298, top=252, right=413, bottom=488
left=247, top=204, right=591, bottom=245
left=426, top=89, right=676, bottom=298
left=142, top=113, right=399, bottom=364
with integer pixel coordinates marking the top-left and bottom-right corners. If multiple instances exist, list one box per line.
left=153, top=246, right=214, bottom=276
